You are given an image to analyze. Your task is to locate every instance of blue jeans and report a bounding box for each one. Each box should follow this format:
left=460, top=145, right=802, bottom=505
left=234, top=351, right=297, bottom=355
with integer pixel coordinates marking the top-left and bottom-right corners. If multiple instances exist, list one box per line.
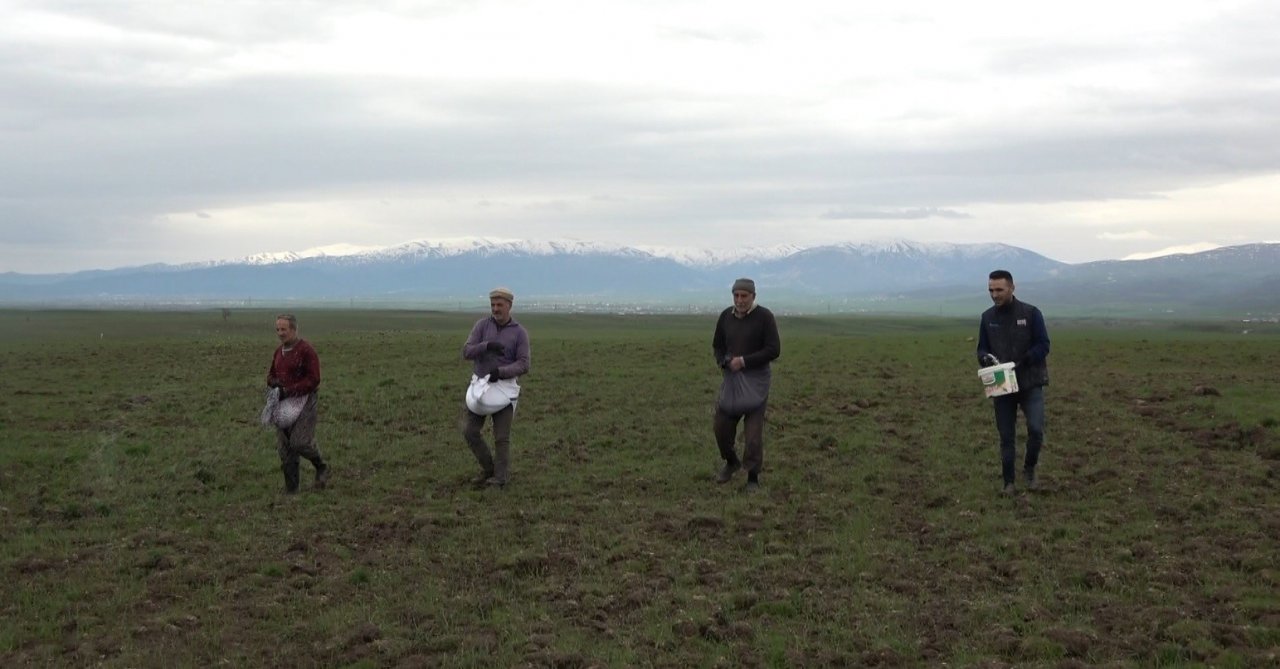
left=992, top=386, right=1045, bottom=485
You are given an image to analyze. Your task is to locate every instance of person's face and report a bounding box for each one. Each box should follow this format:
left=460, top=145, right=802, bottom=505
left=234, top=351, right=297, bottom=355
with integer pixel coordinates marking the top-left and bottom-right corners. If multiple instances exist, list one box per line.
left=490, top=297, right=512, bottom=323
left=733, top=289, right=755, bottom=313
left=988, top=278, right=1014, bottom=307
left=275, top=318, right=297, bottom=344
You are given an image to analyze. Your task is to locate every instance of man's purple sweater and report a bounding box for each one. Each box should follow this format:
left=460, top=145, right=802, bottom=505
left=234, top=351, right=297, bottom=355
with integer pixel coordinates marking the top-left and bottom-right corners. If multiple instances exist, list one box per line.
left=462, top=316, right=531, bottom=380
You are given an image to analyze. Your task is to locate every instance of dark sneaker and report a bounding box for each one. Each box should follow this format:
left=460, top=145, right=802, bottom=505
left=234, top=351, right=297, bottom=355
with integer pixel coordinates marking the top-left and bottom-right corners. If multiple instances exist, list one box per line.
left=745, top=480, right=761, bottom=494
left=715, top=461, right=742, bottom=484
left=1000, top=483, right=1016, bottom=496
left=472, top=471, right=495, bottom=486
left=314, top=463, right=330, bottom=489
left=1024, top=469, right=1038, bottom=491
left=484, top=477, right=507, bottom=489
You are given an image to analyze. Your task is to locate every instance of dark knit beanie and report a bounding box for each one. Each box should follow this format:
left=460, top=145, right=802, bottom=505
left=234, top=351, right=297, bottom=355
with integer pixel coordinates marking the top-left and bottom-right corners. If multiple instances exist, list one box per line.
left=732, top=278, right=756, bottom=294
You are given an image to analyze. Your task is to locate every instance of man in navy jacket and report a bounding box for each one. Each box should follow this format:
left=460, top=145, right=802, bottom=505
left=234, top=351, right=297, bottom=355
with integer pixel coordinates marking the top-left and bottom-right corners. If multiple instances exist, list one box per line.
left=976, top=270, right=1050, bottom=495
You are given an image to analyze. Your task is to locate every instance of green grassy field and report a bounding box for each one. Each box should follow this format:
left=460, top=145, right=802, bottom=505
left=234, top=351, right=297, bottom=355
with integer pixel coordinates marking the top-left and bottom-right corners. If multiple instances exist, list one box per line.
left=1, top=309, right=1278, bottom=668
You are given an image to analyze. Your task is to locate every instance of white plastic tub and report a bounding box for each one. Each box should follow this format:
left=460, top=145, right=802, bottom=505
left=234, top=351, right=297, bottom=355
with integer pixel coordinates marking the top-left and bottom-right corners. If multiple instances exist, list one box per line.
left=977, top=362, right=1019, bottom=398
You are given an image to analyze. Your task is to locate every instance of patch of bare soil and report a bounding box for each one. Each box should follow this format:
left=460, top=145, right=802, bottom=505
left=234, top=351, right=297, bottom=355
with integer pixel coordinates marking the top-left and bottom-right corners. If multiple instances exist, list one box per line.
left=1192, top=422, right=1267, bottom=450
left=1042, top=627, right=1095, bottom=657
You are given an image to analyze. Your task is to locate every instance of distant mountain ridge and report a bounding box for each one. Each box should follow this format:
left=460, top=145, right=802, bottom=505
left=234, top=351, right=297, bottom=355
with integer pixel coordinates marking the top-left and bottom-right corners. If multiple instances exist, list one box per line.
left=2, top=239, right=1277, bottom=317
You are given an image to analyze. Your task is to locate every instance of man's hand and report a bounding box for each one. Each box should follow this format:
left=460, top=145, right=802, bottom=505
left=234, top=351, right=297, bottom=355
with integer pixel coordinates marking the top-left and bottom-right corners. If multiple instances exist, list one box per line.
left=487, top=367, right=501, bottom=383
left=980, top=354, right=999, bottom=367
left=268, top=377, right=282, bottom=388
left=485, top=341, right=504, bottom=353
left=1016, top=356, right=1033, bottom=369
left=729, top=356, right=746, bottom=372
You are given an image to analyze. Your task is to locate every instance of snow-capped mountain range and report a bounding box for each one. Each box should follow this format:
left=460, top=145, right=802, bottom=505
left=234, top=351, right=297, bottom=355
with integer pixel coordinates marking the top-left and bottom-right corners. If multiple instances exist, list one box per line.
left=230, top=237, right=1018, bottom=269
left=3, top=238, right=1278, bottom=315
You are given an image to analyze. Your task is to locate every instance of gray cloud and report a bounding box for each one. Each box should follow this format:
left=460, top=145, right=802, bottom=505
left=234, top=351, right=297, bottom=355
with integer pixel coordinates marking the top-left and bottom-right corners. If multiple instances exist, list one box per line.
left=3, top=71, right=1276, bottom=216
left=821, top=208, right=972, bottom=221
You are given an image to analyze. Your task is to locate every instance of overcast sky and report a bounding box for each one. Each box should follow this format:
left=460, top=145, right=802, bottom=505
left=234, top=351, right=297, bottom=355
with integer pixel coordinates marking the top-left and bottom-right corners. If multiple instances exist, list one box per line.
left=2, top=0, right=1277, bottom=273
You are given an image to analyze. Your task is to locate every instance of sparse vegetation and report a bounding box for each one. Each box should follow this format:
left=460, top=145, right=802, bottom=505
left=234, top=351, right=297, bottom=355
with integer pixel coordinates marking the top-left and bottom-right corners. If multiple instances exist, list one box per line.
left=1, top=309, right=1277, bottom=667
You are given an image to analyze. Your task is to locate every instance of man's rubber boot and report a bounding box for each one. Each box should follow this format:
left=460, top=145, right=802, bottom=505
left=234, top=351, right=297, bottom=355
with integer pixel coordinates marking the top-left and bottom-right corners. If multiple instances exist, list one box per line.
left=716, top=460, right=742, bottom=484
left=282, top=462, right=301, bottom=494
left=311, top=457, right=330, bottom=489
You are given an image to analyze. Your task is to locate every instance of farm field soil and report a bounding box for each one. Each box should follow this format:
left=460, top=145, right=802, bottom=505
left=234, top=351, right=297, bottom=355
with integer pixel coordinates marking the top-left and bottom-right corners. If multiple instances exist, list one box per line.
left=1, top=310, right=1278, bottom=667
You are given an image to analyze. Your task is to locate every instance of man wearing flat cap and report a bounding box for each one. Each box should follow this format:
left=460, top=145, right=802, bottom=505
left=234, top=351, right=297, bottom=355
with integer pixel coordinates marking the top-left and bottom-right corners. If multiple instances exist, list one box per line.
left=711, top=278, right=781, bottom=492
left=460, top=286, right=531, bottom=487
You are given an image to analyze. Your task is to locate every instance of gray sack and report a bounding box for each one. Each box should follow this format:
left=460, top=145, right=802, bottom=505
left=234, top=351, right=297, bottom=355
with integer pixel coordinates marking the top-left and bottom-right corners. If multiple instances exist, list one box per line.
left=260, top=387, right=307, bottom=429
left=717, top=367, right=771, bottom=417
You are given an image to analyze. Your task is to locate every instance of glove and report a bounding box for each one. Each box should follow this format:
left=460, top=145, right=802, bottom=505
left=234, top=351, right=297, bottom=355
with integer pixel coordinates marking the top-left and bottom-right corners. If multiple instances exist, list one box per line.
left=1016, top=356, right=1033, bottom=369
left=487, top=367, right=501, bottom=383
left=485, top=341, right=504, bottom=353
left=268, top=377, right=282, bottom=388
left=980, top=354, right=999, bottom=367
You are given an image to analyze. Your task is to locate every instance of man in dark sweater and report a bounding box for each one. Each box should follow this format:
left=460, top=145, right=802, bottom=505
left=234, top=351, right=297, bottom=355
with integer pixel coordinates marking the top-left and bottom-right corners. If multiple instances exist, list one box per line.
left=267, top=313, right=329, bottom=494
left=712, top=278, right=781, bottom=492
left=976, top=270, right=1050, bottom=495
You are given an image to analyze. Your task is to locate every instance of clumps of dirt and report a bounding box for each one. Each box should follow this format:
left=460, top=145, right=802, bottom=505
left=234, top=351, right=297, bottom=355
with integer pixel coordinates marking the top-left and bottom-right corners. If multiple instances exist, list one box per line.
left=671, top=615, right=753, bottom=645
left=12, top=556, right=56, bottom=574
left=289, top=564, right=318, bottom=577
left=923, top=494, right=951, bottom=509
left=128, top=528, right=182, bottom=548
left=496, top=551, right=554, bottom=578
left=1042, top=627, right=1096, bottom=657
left=1077, top=569, right=1118, bottom=590
left=329, top=622, right=387, bottom=666
left=1192, top=423, right=1267, bottom=450
left=351, top=623, right=381, bottom=645
left=1130, top=541, right=1157, bottom=560
left=137, top=553, right=175, bottom=572
left=519, top=650, right=597, bottom=669
left=392, top=654, right=436, bottom=669
left=1131, top=400, right=1159, bottom=417
left=732, top=512, right=765, bottom=533
left=356, top=513, right=459, bottom=546
left=1127, top=393, right=1267, bottom=453
left=671, top=618, right=699, bottom=638
left=117, top=395, right=153, bottom=411
left=1081, top=468, right=1119, bottom=484
left=728, top=591, right=759, bottom=611
left=690, top=558, right=725, bottom=587
left=837, top=398, right=876, bottom=416
left=684, top=514, right=725, bottom=537
left=858, top=647, right=909, bottom=666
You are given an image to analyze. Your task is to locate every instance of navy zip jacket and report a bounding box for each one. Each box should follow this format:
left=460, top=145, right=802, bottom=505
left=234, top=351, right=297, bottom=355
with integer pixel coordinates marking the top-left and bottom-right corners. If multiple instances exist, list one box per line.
left=976, top=297, right=1050, bottom=390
